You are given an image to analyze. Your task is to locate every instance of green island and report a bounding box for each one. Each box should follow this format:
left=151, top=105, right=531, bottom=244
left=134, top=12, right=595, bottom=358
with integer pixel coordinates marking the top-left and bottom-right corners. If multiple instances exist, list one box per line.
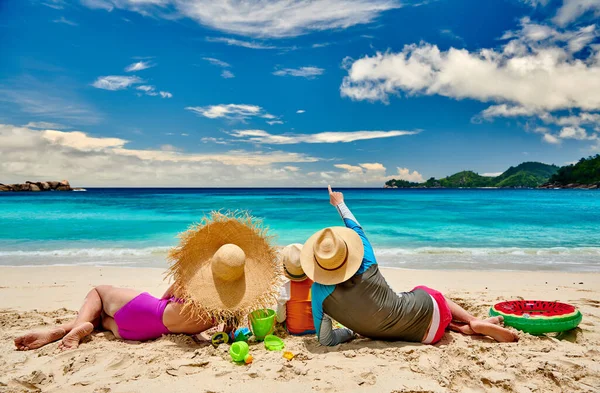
left=385, top=155, right=600, bottom=189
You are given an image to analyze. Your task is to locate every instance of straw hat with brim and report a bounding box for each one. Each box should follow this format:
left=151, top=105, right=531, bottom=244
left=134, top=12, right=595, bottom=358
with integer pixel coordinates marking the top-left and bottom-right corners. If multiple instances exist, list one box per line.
left=300, top=227, right=364, bottom=285
left=281, top=243, right=307, bottom=282
left=167, top=211, right=282, bottom=323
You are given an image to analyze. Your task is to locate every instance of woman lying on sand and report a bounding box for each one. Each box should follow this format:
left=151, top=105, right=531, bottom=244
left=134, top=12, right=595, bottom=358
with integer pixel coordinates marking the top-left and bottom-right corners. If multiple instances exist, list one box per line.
left=14, top=284, right=213, bottom=351
left=15, top=212, right=282, bottom=351
left=300, top=186, right=519, bottom=346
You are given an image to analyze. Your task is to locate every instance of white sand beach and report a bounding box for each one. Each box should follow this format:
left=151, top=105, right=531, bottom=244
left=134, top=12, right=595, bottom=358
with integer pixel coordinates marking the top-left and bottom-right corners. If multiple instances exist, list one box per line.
left=1, top=266, right=599, bottom=393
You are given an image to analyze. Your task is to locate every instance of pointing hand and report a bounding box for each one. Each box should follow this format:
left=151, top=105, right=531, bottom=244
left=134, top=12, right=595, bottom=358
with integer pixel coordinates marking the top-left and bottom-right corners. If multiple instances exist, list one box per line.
left=328, top=185, right=344, bottom=206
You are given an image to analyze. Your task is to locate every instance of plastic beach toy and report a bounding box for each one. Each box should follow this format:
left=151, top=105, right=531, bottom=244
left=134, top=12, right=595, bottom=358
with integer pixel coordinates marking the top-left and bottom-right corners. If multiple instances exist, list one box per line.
left=249, top=309, right=276, bottom=341
left=264, top=334, right=285, bottom=351
left=211, top=331, right=229, bottom=347
left=490, top=300, right=582, bottom=335
left=230, top=327, right=252, bottom=342
left=230, top=341, right=253, bottom=364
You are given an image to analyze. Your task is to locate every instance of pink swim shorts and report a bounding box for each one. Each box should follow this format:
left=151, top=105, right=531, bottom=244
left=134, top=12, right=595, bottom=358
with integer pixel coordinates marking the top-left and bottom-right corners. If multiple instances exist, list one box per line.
left=412, top=285, right=452, bottom=344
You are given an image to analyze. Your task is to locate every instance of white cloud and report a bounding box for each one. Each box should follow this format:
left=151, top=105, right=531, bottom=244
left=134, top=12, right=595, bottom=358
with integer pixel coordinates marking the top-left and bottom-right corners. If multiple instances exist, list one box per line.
left=540, top=111, right=600, bottom=127
left=481, top=172, right=503, bottom=177
left=203, top=57, right=231, bottom=67
left=53, top=16, right=78, bottom=26
left=558, top=125, right=597, bottom=140
left=273, top=67, right=324, bottom=78
left=42, top=130, right=126, bottom=151
left=23, top=122, right=69, bottom=130
left=341, top=16, right=600, bottom=110
left=331, top=162, right=424, bottom=185
left=84, top=0, right=401, bottom=38
left=283, top=166, right=300, bottom=172
left=479, top=104, right=542, bottom=120
left=0, top=123, right=322, bottom=187
left=159, top=91, right=173, bottom=98
left=440, top=29, right=463, bottom=42
left=296, top=110, right=306, bottom=114
left=554, top=0, right=600, bottom=26
left=92, top=75, right=142, bottom=91
left=360, top=162, right=385, bottom=171
left=393, top=167, right=424, bottom=182
left=42, top=0, right=66, bottom=10
left=80, top=0, right=114, bottom=11
left=136, top=85, right=157, bottom=96
left=341, top=15, right=600, bottom=148
left=125, top=61, right=154, bottom=72
left=221, top=70, right=235, bottom=79
left=201, top=137, right=228, bottom=145
left=0, top=79, right=101, bottom=125
left=267, top=120, right=284, bottom=125
left=341, top=37, right=600, bottom=110
left=335, top=164, right=363, bottom=173
left=543, top=133, right=562, bottom=144
left=206, top=37, right=277, bottom=49
left=186, top=104, right=277, bottom=120
left=229, top=129, right=419, bottom=144
left=520, top=0, right=550, bottom=6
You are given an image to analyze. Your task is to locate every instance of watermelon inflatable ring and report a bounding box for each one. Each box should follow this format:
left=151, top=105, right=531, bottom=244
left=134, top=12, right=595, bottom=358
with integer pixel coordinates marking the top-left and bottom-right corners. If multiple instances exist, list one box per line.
left=490, top=300, right=582, bottom=335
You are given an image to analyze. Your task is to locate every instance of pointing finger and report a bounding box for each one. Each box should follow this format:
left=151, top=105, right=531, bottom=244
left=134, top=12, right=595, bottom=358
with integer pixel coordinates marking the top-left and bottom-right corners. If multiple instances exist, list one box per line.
left=328, top=185, right=333, bottom=194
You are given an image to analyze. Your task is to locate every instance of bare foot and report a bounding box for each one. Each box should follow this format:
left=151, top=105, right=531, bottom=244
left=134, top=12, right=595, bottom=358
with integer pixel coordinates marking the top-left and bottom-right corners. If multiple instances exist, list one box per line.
left=469, top=320, right=519, bottom=342
left=14, top=327, right=66, bottom=351
left=58, top=322, right=94, bottom=350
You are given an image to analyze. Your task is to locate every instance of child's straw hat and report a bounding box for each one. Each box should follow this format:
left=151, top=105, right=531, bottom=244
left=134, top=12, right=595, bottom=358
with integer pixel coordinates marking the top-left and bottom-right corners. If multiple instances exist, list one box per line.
left=281, top=243, right=307, bottom=282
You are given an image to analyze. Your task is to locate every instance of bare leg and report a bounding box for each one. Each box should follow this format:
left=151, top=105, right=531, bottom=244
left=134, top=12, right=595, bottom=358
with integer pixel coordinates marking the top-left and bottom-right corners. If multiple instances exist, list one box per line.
left=445, top=298, right=518, bottom=342
left=101, top=315, right=121, bottom=338
left=14, top=293, right=99, bottom=351
left=59, top=285, right=140, bottom=350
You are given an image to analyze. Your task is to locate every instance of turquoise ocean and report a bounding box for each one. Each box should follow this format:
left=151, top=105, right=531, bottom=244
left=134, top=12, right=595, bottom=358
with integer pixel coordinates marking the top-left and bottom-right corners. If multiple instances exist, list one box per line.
left=0, top=188, right=598, bottom=271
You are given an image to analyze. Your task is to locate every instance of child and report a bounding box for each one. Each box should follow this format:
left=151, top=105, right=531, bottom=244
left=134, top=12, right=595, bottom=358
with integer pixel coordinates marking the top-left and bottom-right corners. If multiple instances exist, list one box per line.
left=276, top=244, right=316, bottom=335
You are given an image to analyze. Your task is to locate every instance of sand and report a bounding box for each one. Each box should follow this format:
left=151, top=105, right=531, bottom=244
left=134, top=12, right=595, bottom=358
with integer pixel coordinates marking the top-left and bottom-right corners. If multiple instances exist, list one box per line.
left=1, top=266, right=599, bottom=393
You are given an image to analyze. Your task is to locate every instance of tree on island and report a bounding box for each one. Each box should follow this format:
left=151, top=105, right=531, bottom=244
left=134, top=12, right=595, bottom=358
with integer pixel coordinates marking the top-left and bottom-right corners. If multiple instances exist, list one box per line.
left=547, top=155, right=600, bottom=185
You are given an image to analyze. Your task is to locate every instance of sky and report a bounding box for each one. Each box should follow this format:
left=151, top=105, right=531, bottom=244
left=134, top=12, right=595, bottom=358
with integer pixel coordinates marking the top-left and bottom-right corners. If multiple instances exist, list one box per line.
left=0, top=0, right=599, bottom=187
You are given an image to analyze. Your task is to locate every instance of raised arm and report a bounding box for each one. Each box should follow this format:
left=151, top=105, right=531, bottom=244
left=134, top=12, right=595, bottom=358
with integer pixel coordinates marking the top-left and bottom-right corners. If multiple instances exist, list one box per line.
left=328, top=186, right=376, bottom=267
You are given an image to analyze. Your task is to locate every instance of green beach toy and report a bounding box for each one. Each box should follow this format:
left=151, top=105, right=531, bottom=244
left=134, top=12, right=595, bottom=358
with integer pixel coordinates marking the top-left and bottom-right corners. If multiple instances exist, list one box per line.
left=264, top=334, right=285, bottom=351
left=230, top=341, right=253, bottom=364
left=249, top=309, right=276, bottom=341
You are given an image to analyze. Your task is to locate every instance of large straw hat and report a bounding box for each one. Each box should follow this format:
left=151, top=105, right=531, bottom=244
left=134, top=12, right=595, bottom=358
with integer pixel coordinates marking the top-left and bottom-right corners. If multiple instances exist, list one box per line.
left=167, top=211, right=282, bottom=323
left=281, top=243, right=307, bottom=282
left=300, top=227, right=364, bottom=285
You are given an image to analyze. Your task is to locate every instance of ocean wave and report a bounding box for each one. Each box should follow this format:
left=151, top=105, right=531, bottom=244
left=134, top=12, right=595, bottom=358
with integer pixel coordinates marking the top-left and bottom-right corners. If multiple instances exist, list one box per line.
left=375, top=246, right=600, bottom=257
left=1, top=246, right=598, bottom=259
left=0, top=247, right=171, bottom=258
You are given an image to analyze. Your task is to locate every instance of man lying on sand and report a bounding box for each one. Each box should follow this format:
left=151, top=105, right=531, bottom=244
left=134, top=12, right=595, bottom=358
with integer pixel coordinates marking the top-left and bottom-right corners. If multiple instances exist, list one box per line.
left=15, top=211, right=281, bottom=351
left=300, top=186, right=519, bottom=346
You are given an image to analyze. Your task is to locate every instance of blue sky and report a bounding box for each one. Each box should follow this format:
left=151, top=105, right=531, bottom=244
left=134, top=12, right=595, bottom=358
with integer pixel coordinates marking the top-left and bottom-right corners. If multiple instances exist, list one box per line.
left=1, top=0, right=599, bottom=186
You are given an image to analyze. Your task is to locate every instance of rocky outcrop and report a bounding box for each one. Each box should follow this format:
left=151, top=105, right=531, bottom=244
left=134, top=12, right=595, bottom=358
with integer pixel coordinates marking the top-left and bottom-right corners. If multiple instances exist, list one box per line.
left=0, top=180, right=73, bottom=192
left=538, top=182, right=600, bottom=189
